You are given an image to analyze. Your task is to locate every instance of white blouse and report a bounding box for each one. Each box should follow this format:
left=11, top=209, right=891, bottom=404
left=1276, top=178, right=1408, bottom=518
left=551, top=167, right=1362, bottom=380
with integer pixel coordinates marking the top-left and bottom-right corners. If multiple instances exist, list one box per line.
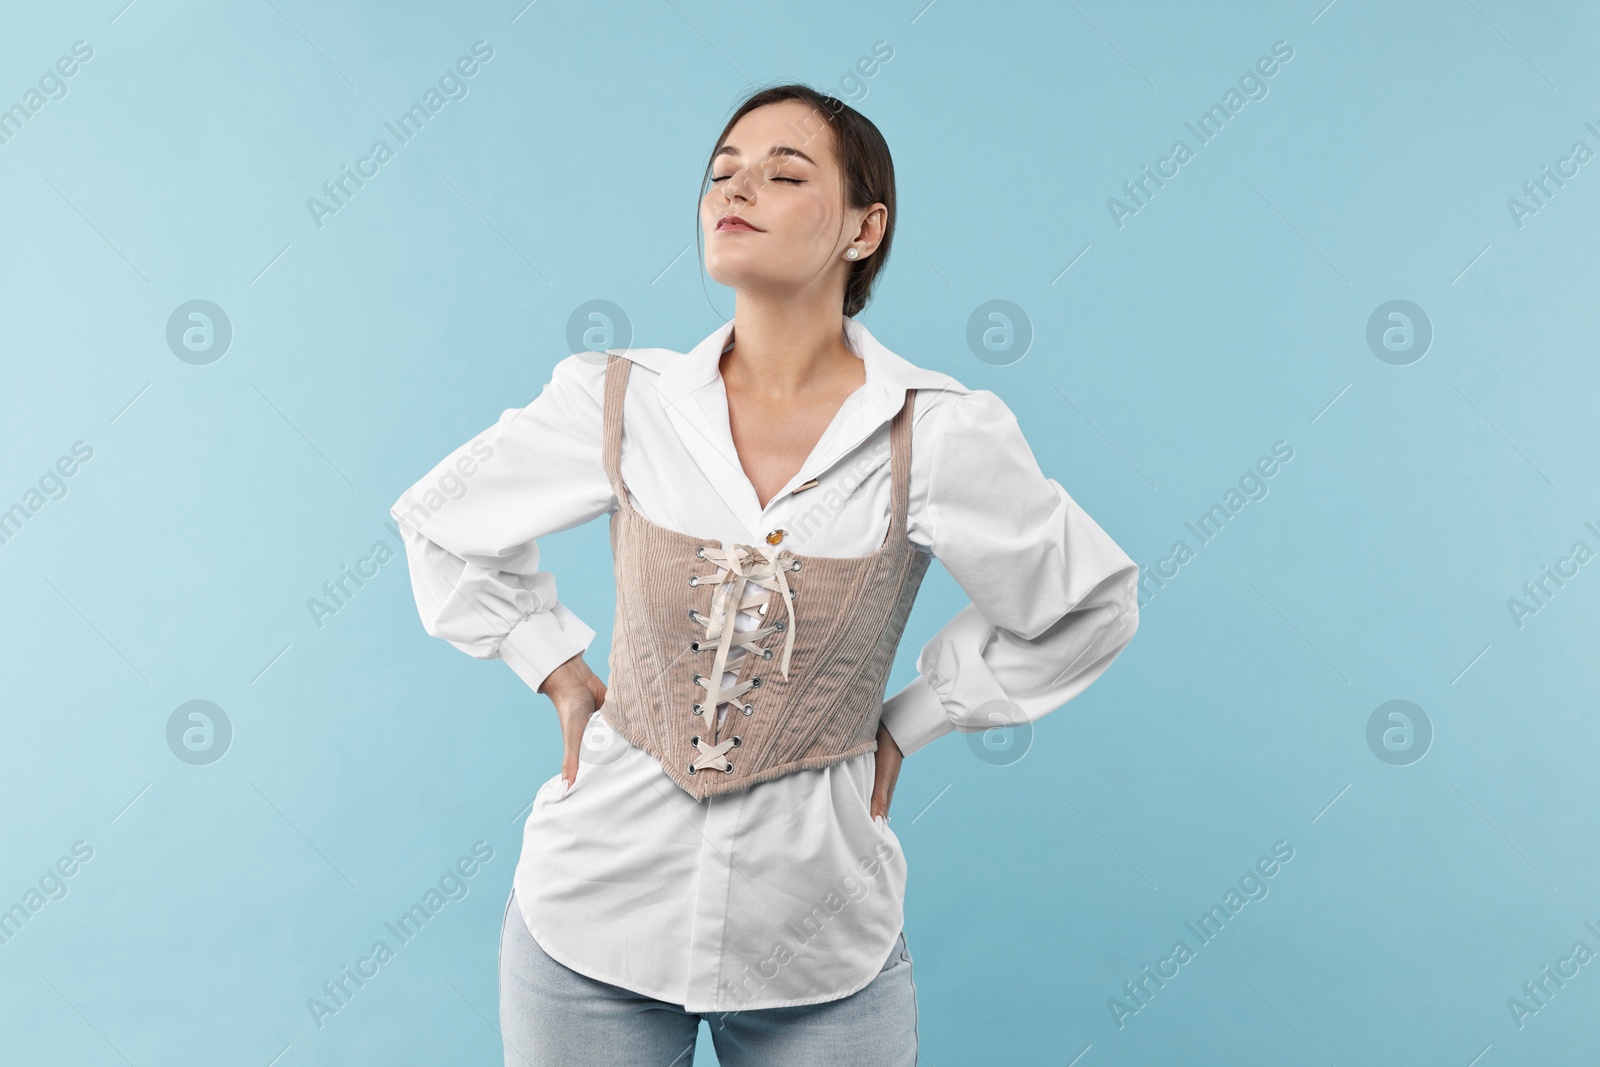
left=389, top=317, right=1141, bottom=1012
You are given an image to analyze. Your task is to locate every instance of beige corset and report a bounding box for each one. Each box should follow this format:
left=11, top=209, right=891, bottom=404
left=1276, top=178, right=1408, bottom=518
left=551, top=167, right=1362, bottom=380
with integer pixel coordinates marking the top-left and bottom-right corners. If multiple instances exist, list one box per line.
left=595, top=353, right=932, bottom=801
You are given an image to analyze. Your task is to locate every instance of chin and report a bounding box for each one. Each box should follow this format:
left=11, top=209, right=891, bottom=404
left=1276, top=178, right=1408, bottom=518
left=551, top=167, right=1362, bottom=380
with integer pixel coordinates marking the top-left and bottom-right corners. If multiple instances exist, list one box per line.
left=704, top=261, right=776, bottom=290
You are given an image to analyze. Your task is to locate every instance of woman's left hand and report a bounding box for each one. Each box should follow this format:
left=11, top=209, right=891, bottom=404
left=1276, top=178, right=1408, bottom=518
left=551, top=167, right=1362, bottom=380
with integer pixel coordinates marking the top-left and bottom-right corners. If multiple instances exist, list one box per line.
left=870, top=722, right=903, bottom=822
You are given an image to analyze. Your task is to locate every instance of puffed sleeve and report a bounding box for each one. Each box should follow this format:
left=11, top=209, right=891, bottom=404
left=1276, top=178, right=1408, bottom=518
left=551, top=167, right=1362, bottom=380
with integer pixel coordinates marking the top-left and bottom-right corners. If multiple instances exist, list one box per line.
left=388, top=354, right=616, bottom=696
left=878, top=388, right=1140, bottom=758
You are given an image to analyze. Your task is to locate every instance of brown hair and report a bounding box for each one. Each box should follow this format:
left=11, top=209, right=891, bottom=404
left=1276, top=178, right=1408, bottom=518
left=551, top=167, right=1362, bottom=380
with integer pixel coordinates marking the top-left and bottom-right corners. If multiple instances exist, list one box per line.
left=698, top=83, right=895, bottom=318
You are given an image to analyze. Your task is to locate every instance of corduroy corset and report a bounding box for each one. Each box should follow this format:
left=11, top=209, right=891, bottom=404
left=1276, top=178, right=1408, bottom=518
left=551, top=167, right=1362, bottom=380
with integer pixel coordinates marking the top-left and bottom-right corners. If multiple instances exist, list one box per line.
left=595, top=353, right=932, bottom=801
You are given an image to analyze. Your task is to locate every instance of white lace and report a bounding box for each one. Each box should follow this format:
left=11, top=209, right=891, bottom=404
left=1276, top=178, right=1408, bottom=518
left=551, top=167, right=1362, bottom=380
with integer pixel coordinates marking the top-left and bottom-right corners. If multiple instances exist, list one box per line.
left=688, top=539, right=798, bottom=772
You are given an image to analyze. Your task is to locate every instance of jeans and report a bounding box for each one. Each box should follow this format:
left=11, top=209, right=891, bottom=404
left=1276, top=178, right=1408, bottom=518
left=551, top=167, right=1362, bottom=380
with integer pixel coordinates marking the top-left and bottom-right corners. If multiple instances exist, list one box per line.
left=498, top=888, right=919, bottom=1066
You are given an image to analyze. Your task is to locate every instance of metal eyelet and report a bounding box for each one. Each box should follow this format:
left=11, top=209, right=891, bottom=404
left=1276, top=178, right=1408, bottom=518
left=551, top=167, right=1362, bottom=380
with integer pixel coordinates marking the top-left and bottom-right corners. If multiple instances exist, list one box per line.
left=772, top=620, right=787, bottom=632
left=690, top=640, right=702, bottom=652
left=741, top=703, right=754, bottom=716
left=690, top=735, right=701, bottom=746
left=688, top=575, right=699, bottom=587
left=693, top=703, right=705, bottom=716
left=730, top=736, right=741, bottom=747
left=688, top=608, right=703, bottom=623
left=791, top=560, right=802, bottom=572
left=695, top=546, right=706, bottom=558
left=760, top=648, right=773, bottom=660
left=749, top=677, right=763, bottom=688
left=688, top=762, right=699, bottom=775
left=721, top=762, right=734, bottom=773
left=692, top=674, right=705, bottom=687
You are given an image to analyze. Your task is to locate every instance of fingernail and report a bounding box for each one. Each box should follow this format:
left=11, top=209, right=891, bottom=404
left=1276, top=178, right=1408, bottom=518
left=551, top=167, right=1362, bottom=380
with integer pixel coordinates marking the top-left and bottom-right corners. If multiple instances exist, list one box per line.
left=561, top=778, right=570, bottom=797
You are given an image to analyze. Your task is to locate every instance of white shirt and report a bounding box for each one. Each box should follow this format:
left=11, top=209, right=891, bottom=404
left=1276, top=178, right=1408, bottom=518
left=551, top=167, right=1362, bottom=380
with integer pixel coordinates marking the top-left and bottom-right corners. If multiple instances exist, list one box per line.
left=389, top=317, right=1141, bottom=1012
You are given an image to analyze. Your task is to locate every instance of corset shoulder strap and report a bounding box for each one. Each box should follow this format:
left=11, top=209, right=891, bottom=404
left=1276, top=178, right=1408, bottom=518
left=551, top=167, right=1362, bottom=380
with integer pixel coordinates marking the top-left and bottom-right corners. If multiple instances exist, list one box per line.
left=601, top=353, right=633, bottom=508
left=887, top=388, right=916, bottom=537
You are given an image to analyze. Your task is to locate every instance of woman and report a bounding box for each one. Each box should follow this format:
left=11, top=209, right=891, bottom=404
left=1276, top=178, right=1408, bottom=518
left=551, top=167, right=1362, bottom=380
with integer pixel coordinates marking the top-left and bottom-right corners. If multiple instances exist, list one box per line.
left=390, top=83, right=1140, bottom=1066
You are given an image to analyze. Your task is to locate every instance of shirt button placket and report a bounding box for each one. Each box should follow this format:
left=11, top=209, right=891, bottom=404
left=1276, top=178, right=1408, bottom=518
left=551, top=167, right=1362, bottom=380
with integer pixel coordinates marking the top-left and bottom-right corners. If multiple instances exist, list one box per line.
left=685, top=793, right=741, bottom=1011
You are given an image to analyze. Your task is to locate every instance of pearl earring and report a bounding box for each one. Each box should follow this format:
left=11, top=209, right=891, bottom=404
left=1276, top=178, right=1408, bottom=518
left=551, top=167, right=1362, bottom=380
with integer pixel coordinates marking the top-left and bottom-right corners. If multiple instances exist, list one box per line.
left=844, top=248, right=859, bottom=260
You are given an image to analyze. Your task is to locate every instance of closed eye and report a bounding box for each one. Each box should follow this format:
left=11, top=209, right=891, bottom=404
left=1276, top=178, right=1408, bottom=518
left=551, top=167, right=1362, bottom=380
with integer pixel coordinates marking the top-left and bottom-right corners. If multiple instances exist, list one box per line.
left=710, top=176, right=804, bottom=184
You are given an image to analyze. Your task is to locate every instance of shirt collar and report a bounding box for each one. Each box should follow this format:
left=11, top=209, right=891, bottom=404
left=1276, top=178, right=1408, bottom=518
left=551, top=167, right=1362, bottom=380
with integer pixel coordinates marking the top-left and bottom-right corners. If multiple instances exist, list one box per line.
left=653, top=316, right=966, bottom=423
left=636, top=316, right=967, bottom=525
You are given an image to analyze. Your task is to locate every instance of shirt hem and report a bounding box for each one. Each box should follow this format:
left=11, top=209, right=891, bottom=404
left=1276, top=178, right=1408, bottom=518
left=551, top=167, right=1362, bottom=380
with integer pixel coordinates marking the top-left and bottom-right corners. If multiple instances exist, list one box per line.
left=512, top=888, right=904, bottom=1013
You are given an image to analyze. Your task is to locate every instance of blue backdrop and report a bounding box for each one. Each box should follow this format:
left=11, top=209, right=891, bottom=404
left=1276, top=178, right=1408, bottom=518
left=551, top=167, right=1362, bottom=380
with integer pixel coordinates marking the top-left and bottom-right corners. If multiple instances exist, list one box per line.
left=3, top=1, right=1598, bottom=1064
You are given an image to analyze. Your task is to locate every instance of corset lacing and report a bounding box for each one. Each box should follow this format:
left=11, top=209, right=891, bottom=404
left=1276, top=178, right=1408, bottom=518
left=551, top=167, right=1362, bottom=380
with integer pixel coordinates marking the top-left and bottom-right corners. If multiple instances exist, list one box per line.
left=686, top=539, right=799, bottom=773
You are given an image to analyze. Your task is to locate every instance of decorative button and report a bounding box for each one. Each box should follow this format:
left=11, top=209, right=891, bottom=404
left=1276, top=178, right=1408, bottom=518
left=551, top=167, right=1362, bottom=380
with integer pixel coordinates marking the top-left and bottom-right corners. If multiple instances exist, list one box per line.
left=766, top=529, right=785, bottom=545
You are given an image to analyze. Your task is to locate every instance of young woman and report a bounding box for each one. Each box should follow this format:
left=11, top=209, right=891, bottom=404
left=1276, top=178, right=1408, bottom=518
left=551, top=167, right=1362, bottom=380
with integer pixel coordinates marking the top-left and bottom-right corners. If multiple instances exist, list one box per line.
left=390, top=83, right=1140, bottom=1067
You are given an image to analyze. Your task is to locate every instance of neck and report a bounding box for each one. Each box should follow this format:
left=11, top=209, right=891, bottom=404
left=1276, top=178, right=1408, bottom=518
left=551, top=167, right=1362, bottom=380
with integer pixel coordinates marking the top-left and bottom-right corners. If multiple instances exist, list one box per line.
left=720, top=295, right=859, bottom=399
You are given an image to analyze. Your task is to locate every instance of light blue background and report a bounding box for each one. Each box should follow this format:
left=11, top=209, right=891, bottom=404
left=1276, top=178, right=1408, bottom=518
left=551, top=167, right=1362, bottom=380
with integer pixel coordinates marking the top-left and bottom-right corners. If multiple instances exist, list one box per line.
left=3, top=1, right=1598, bottom=1064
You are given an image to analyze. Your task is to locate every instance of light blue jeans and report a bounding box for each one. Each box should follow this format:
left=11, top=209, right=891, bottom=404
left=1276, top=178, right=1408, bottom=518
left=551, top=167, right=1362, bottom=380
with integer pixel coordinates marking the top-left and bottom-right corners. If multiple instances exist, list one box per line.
left=498, top=888, right=919, bottom=1066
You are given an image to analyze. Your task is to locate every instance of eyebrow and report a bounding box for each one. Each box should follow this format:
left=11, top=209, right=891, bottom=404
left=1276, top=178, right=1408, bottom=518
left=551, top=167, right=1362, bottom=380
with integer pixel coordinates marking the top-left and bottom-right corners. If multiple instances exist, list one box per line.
left=713, top=143, right=818, bottom=167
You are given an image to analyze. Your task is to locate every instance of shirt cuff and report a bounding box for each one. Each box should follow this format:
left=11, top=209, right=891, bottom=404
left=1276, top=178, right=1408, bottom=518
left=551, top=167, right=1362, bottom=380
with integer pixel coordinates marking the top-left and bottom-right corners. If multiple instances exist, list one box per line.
left=497, top=603, right=597, bottom=696
left=880, top=675, right=954, bottom=758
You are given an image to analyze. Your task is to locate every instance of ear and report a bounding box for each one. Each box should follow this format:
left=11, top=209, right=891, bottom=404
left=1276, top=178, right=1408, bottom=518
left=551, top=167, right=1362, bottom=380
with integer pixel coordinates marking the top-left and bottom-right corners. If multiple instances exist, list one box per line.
left=852, top=202, right=888, bottom=257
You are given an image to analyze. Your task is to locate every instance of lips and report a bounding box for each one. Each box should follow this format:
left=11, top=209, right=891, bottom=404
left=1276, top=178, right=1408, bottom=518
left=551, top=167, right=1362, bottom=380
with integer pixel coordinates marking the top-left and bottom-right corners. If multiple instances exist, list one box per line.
left=717, top=215, right=761, bottom=232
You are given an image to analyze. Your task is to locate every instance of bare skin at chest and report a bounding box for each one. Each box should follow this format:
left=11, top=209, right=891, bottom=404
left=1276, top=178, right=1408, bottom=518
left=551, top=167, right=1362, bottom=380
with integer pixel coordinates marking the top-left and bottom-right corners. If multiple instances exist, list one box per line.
left=721, top=347, right=866, bottom=510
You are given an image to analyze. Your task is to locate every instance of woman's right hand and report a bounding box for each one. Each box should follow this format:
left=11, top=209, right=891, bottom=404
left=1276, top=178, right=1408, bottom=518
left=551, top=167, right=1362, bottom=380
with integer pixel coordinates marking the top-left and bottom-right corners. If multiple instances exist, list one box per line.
left=538, top=654, right=609, bottom=791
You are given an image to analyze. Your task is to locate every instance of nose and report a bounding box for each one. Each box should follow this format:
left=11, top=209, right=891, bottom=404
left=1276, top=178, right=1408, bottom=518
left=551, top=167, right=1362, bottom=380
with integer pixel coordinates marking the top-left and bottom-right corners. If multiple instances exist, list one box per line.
left=719, top=163, right=763, bottom=204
